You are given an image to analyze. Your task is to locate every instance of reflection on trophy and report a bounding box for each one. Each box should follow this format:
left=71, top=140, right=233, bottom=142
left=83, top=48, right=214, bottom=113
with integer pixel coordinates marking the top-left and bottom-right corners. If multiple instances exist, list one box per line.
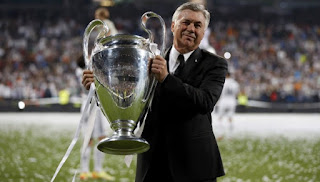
left=83, top=12, right=166, bottom=155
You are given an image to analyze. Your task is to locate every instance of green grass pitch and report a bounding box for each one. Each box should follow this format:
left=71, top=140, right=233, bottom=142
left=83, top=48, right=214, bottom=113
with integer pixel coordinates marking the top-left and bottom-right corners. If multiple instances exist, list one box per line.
left=0, top=117, right=319, bottom=182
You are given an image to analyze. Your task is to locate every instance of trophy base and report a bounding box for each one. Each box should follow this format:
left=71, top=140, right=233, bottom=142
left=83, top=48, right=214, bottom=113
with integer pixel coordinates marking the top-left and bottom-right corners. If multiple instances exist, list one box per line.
left=97, top=135, right=150, bottom=155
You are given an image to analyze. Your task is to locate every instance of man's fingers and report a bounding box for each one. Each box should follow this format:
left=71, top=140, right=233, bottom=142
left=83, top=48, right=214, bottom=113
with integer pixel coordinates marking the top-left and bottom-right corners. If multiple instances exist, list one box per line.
left=83, top=77, right=94, bottom=86
left=151, top=67, right=160, bottom=73
left=82, top=70, right=94, bottom=90
left=151, top=57, right=166, bottom=70
left=152, top=63, right=163, bottom=70
left=85, top=81, right=93, bottom=90
left=150, top=55, right=168, bottom=82
left=82, top=77, right=94, bottom=90
left=82, top=74, right=94, bottom=84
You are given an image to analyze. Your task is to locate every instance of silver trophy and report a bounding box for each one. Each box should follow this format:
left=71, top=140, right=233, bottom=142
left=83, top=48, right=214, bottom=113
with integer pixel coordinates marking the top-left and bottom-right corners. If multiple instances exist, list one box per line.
left=83, top=12, right=166, bottom=155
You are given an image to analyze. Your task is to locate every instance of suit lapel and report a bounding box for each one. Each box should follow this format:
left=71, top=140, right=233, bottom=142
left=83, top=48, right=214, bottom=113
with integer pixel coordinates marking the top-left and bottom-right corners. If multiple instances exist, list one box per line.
left=164, top=47, right=172, bottom=72
left=181, top=48, right=202, bottom=79
left=163, top=47, right=202, bottom=79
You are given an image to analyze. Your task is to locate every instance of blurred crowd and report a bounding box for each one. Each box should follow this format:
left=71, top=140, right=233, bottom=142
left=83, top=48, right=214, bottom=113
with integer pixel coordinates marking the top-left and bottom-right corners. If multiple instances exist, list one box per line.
left=0, top=12, right=319, bottom=103
left=211, top=21, right=320, bottom=103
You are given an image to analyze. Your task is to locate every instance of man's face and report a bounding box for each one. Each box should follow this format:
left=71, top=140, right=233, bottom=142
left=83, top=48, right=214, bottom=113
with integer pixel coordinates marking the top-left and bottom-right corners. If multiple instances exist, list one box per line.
left=171, top=9, right=206, bottom=53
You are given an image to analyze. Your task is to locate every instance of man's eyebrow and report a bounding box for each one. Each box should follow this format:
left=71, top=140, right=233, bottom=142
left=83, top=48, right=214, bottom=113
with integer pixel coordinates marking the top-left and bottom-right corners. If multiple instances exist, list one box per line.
left=183, top=19, right=203, bottom=24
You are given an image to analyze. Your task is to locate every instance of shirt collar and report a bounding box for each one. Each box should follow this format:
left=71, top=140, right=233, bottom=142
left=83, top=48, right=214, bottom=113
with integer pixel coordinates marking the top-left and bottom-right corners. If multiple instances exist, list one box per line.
left=170, top=46, right=194, bottom=63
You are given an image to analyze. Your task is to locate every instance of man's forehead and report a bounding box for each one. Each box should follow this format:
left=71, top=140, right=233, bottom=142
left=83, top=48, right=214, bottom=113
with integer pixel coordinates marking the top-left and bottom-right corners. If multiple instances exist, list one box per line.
left=177, top=10, right=205, bottom=23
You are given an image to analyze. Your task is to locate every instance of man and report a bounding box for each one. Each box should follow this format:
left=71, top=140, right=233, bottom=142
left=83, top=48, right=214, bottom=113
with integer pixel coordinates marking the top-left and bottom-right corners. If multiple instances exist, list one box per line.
left=214, top=72, right=240, bottom=140
left=82, top=2, right=227, bottom=182
left=94, top=7, right=118, bottom=36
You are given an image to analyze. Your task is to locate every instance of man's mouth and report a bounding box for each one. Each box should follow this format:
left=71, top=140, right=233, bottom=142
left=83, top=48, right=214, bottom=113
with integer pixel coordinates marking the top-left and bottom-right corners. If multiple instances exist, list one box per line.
left=183, top=33, right=196, bottom=40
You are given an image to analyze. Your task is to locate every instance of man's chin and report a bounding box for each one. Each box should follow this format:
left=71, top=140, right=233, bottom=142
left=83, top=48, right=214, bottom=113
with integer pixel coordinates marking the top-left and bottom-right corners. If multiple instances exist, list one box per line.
left=184, top=41, right=196, bottom=48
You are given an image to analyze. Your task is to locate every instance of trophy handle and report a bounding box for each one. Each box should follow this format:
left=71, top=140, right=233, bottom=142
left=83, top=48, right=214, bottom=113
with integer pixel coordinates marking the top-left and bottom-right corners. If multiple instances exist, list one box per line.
left=140, top=12, right=167, bottom=107
left=141, top=11, right=166, bottom=56
left=83, top=19, right=110, bottom=70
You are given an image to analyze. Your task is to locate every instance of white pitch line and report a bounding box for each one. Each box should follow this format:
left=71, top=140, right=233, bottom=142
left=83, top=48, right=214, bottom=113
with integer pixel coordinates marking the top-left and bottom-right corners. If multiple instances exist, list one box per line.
left=212, top=113, right=320, bottom=139
left=1, top=112, right=320, bottom=139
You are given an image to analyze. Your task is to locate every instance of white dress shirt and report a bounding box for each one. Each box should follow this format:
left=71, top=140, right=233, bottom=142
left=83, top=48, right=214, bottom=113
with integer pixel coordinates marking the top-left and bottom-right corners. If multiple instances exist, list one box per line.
left=168, top=46, right=194, bottom=74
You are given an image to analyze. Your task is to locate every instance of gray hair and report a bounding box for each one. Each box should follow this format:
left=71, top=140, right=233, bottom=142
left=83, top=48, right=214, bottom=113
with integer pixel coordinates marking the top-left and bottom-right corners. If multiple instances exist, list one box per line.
left=172, top=2, right=210, bottom=29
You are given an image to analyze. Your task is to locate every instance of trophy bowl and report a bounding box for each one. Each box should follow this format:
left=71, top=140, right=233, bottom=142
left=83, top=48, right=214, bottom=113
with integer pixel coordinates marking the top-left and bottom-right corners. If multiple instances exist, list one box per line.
left=93, top=34, right=154, bottom=155
left=83, top=12, right=166, bottom=155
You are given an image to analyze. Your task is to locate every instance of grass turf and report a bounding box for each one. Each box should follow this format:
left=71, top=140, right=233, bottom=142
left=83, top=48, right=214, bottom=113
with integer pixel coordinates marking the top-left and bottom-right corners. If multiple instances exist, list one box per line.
left=0, top=121, right=319, bottom=182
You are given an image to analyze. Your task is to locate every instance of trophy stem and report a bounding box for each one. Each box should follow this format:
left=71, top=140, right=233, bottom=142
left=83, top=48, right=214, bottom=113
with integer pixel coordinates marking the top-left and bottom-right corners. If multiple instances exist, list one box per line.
left=97, top=120, right=150, bottom=155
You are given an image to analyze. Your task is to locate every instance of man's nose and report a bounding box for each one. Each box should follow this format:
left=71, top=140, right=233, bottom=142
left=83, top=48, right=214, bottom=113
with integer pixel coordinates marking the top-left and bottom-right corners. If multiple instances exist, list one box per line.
left=187, top=23, right=195, bottom=32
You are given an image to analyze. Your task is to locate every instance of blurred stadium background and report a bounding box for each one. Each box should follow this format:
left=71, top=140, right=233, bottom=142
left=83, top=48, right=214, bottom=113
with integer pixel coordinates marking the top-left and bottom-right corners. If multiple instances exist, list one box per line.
left=0, top=0, right=319, bottom=181
left=0, top=0, right=320, bottom=112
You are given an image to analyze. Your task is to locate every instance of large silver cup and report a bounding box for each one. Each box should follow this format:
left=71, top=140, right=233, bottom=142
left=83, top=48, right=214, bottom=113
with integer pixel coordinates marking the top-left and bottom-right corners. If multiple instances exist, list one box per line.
left=83, top=12, right=166, bottom=155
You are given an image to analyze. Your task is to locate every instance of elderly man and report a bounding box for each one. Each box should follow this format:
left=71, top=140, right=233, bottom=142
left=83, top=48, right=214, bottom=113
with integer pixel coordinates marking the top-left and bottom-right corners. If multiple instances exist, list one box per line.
left=82, top=2, right=227, bottom=182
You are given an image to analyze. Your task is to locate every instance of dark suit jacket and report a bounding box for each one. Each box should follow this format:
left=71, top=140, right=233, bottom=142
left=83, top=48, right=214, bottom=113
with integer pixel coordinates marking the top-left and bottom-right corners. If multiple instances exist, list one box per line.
left=136, top=47, right=228, bottom=182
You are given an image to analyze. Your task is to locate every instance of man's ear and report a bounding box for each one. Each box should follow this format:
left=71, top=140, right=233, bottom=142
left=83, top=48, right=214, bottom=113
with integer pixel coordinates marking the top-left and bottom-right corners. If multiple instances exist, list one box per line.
left=171, top=21, right=175, bottom=33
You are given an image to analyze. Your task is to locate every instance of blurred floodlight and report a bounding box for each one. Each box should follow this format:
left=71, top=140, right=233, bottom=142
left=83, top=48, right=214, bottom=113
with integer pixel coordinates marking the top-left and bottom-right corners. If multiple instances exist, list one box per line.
left=18, top=101, right=25, bottom=110
left=277, top=50, right=286, bottom=59
left=93, top=0, right=115, bottom=7
left=224, top=52, right=231, bottom=59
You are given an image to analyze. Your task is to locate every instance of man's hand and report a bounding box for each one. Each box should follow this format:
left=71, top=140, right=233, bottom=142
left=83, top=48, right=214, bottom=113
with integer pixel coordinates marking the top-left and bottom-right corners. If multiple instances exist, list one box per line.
left=151, top=55, right=169, bottom=82
left=82, top=70, right=94, bottom=90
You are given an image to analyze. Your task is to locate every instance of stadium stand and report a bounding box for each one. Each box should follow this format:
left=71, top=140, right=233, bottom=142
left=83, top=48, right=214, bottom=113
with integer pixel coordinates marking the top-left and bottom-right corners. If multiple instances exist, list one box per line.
left=0, top=0, right=319, bottom=112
